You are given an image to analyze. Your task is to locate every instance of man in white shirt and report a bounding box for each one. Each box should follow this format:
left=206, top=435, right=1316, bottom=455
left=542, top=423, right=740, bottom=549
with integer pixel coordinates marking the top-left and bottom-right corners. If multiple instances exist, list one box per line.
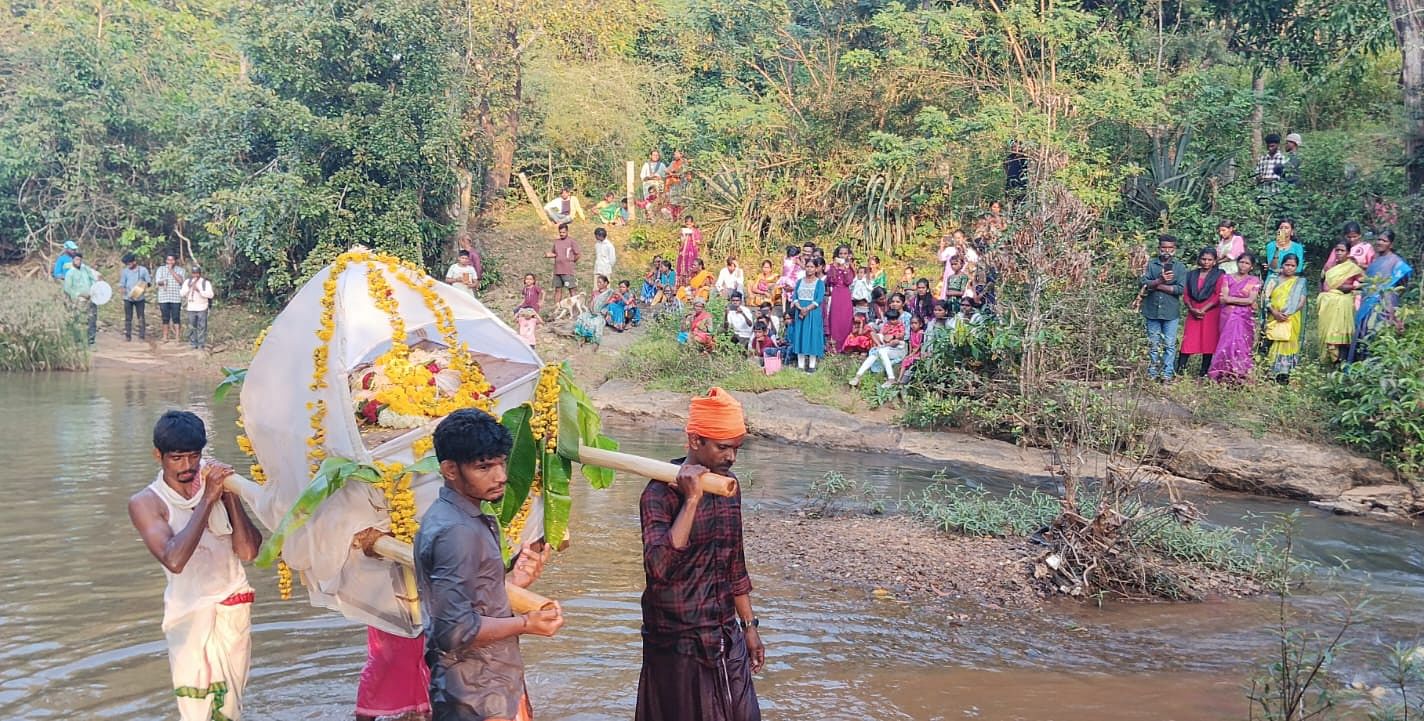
left=593, top=227, right=616, bottom=283
left=180, top=267, right=215, bottom=350
left=155, top=254, right=187, bottom=342
left=640, top=150, right=667, bottom=199
left=725, top=291, right=756, bottom=347
left=715, top=257, right=745, bottom=299
left=445, top=250, right=480, bottom=295
left=543, top=188, right=587, bottom=224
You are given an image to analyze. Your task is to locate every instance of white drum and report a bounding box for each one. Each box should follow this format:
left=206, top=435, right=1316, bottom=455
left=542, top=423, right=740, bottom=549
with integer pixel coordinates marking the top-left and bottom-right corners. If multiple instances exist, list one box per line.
left=88, top=280, right=113, bottom=306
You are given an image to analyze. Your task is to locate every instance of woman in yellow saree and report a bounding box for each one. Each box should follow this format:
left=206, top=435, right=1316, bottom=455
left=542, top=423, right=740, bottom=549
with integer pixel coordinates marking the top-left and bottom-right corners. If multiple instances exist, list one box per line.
left=1263, top=255, right=1307, bottom=384
left=1315, top=241, right=1363, bottom=363
left=676, top=258, right=714, bottom=304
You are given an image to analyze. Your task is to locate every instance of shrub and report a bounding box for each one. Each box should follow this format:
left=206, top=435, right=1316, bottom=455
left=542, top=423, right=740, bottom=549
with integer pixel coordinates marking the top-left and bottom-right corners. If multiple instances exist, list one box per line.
left=0, top=277, right=89, bottom=371
left=1322, top=313, right=1424, bottom=480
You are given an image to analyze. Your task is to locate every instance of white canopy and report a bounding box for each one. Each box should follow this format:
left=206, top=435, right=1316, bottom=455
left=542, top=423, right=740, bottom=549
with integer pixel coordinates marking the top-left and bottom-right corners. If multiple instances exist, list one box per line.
left=240, top=252, right=541, bottom=635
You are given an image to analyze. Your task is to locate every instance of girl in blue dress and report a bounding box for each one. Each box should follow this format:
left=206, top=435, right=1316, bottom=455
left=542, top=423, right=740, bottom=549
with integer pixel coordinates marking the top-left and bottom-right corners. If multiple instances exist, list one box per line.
left=790, top=257, right=827, bottom=373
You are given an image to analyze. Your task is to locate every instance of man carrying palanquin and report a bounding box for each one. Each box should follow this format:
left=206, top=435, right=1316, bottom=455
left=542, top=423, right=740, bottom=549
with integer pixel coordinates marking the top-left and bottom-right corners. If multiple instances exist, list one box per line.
left=636, top=387, right=764, bottom=721
left=128, top=410, right=263, bottom=721
left=415, top=408, right=563, bottom=721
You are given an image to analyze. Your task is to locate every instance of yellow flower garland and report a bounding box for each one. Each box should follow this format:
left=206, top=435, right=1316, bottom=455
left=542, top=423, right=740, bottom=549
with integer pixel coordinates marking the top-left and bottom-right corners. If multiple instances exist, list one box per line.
left=529, top=364, right=561, bottom=453
left=373, top=460, right=419, bottom=543
left=504, top=475, right=541, bottom=548
left=276, top=559, right=293, bottom=600
left=412, top=435, right=434, bottom=459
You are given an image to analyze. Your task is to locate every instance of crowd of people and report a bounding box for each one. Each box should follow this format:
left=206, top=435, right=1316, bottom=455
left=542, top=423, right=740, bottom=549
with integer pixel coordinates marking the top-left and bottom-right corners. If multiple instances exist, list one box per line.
left=48, top=241, right=217, bottom=350
left=1140, top=220, right=1413, bottom=384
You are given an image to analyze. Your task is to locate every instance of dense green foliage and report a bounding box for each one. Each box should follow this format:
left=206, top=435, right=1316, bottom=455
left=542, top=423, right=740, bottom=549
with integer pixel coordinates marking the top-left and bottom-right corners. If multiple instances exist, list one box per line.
left=1322, top=304, right=1424, bottom=479
left=0, top=278, right=88, bottom=371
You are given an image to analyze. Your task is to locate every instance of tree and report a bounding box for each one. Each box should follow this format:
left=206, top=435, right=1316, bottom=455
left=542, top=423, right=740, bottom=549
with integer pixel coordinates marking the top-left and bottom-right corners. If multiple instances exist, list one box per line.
left=1389, top=0, right=1424, bottom=192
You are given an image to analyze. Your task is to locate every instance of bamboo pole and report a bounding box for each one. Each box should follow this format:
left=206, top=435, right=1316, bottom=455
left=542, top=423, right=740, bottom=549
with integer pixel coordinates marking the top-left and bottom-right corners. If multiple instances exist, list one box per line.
left=518, top=172, right=554, bottom=227
left=576, top=444, right=737, bottom=497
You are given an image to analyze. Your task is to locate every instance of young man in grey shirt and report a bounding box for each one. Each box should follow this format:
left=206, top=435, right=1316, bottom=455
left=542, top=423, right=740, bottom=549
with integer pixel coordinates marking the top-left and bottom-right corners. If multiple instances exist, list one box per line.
left=119, top=252, right=152, bottom=341
left=415, top=409, right=563, bottom=721
left=1139, top=235, right=1188, bottom=382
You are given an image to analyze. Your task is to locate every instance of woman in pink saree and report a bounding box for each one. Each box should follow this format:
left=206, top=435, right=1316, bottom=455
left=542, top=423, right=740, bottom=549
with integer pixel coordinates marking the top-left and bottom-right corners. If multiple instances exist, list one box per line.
left=1208, top=252, right=1263, bottom=383
left=676, top=216, right=703, bottom=284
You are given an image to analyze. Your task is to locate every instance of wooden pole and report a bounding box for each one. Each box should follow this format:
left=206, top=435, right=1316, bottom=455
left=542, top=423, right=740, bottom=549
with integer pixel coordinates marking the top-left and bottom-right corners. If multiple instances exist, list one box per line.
left=519, top=172, right=554, bottom=227
left=625, top=161, right=637, bottom=223
left=576, top=444, right=737, bottom=497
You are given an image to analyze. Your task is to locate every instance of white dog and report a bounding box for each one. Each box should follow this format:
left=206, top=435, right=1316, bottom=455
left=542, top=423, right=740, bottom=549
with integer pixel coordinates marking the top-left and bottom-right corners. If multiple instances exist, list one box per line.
left=553, top=292, right=587, bottom=321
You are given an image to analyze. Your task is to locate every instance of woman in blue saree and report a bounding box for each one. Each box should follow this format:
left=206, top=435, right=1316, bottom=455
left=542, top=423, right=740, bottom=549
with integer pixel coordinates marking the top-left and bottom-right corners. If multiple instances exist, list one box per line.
left=1349, top=230, right=1414, bottom=361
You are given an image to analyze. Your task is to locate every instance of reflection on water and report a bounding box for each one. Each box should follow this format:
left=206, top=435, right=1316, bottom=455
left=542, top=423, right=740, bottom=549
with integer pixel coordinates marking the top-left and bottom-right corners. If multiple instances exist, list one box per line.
left=1, top=373, right=1421, bottom=720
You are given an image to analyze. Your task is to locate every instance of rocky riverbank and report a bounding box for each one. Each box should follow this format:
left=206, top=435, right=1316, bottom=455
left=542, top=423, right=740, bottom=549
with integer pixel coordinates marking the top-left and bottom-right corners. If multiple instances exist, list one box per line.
left=592, top=379, right=1422, bottom=522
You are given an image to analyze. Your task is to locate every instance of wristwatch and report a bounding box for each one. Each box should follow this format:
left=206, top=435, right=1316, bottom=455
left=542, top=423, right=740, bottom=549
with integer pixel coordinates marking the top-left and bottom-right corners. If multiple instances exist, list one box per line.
left=739, top=617, right=759, bottom=630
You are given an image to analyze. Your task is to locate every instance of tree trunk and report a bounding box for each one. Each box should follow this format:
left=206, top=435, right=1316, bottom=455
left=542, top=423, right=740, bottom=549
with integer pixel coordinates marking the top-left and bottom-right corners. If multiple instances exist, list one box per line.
left=1389, top=0, right=1424, bottom=193
left=1250, top=69, right=1265, bottom=159
left=455, top=166, right=474, bottom=254
left=478, top=112, right=518, bottom=212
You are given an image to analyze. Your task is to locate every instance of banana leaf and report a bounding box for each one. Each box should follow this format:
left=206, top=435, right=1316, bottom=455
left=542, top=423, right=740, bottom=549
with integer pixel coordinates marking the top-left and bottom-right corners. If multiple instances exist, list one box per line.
left=541, top=449, right=573, bottom=549
left=214, top=367, right=247, bottom=404
left=253, top=455, right=437, bottom=567
left=498, top=405, right=538, bottom=526
left=557, top=369, right=619, bottom=488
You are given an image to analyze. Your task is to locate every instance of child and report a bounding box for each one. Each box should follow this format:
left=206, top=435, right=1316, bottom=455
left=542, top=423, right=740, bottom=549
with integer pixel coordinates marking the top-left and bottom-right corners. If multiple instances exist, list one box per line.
left=851, top=265, right=873, bottom=305
left=517, top=273, right=544, bottom=314
left=840, top=313, right=874, bottom=353
left=899, top=315, right=927, bottom=379
left=925, top=300, right=952, bottom=346
left=750, top=321, right=782, bottom=367
left=778, top=245, right=803, bottom=316
left=757, top=302, right=782, bottom=338
left=850, top=309, right=907, bottom=387
left=910, top=278, right=935, bottom=321
left=943, top=255, right=970, bottom=314
left=515, top=307, right=541, bottom=347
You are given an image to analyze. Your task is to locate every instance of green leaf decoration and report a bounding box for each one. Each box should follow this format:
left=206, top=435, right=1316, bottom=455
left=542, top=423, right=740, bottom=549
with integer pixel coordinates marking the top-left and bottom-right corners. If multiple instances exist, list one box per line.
left=255, top=456, right=358, bottom=567
left=542, top=449, right=573, bottom=550
left=499, top=405, right=538, bottom=525
left=213, top=367, right=247, bottom=404
left=406, top=454, right=440, bottom=476
left=582, top=434, right=619, bottom=488
left=555, top=386, right=581, bottom=460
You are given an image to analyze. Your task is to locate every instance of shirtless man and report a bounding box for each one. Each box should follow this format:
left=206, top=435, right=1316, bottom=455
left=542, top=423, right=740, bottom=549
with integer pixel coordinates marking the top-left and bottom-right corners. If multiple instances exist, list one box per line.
left=128, top=410, right=263, bottom=721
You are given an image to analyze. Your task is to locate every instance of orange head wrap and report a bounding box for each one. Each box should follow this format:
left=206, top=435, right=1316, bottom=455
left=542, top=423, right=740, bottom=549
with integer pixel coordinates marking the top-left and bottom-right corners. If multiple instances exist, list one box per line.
left=685, top=387, right=747, bottom=440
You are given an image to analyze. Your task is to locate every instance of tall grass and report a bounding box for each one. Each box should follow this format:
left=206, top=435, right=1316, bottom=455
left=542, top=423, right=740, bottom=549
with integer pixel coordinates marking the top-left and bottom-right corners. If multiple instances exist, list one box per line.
left=0, top=277, right=88, bottom=371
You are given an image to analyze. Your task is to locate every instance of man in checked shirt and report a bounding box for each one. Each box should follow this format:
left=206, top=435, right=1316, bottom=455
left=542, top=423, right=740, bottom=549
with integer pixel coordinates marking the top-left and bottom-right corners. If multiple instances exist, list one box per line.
left=635, top=387, right=763, bottom=721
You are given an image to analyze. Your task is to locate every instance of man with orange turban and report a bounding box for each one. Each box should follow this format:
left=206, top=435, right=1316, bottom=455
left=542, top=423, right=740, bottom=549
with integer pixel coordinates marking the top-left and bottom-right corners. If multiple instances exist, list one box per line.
left=635, top=388, right=763, bottom=721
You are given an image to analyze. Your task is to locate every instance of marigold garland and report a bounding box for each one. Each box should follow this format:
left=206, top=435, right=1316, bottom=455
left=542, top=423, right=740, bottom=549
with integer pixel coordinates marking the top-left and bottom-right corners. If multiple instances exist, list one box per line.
left=529, top=364, right=561, bottom=453
left=276, top=559, right=293, bottom=600
left=412, top=436, right=434, bottom=459
left=373, top=460, right=419, bottom=543
left=504, top=475, right=541, bottom=548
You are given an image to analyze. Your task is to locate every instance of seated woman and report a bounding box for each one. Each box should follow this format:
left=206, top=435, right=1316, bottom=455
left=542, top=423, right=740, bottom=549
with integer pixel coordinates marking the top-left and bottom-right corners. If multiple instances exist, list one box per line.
left=849, top=308, right=908, bottom=387
left=595, top=193, right=622, bottom=224
left=676, top=259, right=714, bottom=305
left=678, top=298, right=715, bottom=351
left=605, top=280, right=640, bottom=332
left=574, top=275, right=615, bottom=346
left=640, top=258, right=662, bottom=304
left=750, top=259, right=780, bottom=307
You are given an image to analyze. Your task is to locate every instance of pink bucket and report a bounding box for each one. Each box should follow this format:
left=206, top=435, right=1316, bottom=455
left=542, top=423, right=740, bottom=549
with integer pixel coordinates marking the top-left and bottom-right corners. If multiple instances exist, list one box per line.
left=763, top=356, right=782, bottom=375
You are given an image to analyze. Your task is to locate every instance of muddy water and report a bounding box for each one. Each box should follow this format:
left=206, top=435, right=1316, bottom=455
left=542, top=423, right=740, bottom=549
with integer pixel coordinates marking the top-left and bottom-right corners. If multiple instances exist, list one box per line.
left=2, top=372, right=1421, bottom=721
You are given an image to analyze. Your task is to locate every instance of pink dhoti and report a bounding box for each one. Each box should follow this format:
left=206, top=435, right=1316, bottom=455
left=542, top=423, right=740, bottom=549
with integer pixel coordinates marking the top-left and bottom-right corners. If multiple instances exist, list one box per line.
left=356, top=627, right=432, bottom=719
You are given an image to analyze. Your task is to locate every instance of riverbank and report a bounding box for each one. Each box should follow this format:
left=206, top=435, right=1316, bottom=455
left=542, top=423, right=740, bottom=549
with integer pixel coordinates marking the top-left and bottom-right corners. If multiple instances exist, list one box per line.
left=591, top=378, right=1423, bottom=522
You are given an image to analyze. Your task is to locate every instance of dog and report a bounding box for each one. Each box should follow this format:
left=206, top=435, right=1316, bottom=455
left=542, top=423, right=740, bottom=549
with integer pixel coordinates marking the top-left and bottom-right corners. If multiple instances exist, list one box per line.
left=552, top=292, right=587, bottom=321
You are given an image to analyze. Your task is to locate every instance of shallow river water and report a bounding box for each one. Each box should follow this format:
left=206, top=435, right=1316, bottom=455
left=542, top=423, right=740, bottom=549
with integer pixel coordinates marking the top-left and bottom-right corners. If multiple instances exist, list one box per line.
left=2, top=372, right=1422, bottom=720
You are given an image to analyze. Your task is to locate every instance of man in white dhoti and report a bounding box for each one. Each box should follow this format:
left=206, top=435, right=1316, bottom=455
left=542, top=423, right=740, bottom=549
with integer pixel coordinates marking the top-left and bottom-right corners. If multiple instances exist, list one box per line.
left=128, top=410, right=263, bottom=720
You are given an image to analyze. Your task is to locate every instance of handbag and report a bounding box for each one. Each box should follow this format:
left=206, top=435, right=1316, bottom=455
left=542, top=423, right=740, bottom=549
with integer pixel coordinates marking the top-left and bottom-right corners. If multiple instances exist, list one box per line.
left=1265, top=318, right=1291, bottom=342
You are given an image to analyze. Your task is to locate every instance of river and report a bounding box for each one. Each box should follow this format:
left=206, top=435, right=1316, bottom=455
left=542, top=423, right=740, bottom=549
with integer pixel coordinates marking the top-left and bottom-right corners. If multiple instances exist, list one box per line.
left=2, top=372, right=1421, bottom=720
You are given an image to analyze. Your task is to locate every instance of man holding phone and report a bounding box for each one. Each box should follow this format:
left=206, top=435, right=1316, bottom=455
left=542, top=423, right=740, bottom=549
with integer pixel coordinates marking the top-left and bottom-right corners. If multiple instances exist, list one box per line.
left=1139, top=234, right=1188, bottom=382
